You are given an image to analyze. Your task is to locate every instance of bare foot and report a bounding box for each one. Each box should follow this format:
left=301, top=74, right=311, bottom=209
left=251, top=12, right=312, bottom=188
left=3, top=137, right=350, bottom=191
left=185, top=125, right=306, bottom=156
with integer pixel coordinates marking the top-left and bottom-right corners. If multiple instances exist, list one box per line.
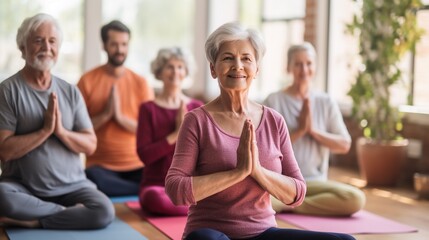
left=75, top=203, right=84, bottom=208
left=0, top=217, right=40, bottom=228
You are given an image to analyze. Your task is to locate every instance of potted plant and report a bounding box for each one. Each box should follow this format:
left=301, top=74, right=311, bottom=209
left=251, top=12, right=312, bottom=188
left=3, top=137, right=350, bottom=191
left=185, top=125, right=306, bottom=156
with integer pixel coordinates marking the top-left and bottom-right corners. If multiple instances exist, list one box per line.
left=346, top=0, right=424, bottom=186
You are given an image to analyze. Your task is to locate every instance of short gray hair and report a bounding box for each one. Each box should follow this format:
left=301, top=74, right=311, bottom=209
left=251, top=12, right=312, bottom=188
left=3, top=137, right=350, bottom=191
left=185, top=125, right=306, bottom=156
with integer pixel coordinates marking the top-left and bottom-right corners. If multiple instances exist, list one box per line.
left=205, top=22, right=266, bottom=64
left=287, top=42, right=316, bottom=69
left=16, top=13, right=63, bottom=59
left=151, top=47, right=195, bottom=80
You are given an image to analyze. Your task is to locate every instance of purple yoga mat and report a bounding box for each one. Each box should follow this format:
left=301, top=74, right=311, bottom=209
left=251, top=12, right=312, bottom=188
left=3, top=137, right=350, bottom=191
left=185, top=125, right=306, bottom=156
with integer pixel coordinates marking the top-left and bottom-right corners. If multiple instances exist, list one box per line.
left=276, top=210, right=418, bottom=234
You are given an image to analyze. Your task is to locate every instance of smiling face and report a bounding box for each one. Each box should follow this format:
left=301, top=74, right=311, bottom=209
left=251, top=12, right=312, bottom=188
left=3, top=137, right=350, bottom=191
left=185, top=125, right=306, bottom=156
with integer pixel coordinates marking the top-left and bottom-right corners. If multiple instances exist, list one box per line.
left=159, top=57, right=187, bottom=89
left=24, top=22, right=59, bottom=71
left=288, top=50, right=316, bottom=86
left=104, top=30, right=129, bottom=67
left=210, top=39, right=259, bottom=92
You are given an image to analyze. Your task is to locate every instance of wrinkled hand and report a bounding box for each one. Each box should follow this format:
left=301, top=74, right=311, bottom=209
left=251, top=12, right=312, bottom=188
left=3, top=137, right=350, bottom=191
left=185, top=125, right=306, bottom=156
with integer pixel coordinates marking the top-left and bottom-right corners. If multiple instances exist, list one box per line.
left=236, top=119, right=253, bottom=176
left=249, top=121, right=261, bottom=178
left=43, top=92, right=56, bottom=134
left=53, top=93, right=65, bottom=137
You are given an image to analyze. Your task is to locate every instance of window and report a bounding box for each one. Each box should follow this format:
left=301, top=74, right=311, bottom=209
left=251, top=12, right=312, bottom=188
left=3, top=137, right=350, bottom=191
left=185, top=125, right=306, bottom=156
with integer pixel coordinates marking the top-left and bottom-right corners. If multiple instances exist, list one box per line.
left=327, top=0, right=359, bottom=106
left=239, top=0, right=306, bottom=102
left=0, top=0, right=83, bottom=83
left=413, top=7, right=429, bottom=107
left=328, top=0, right=421, bottom=110
left=102, top=0, right=195, bottom=89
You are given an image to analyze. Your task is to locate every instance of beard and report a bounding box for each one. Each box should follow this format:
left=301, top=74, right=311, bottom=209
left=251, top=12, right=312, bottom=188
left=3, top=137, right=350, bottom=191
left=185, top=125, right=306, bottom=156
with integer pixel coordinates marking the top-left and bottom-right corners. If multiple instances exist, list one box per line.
left=108, top=53, right=126, bottom=67
left=29, top=53, right=56, bottom=71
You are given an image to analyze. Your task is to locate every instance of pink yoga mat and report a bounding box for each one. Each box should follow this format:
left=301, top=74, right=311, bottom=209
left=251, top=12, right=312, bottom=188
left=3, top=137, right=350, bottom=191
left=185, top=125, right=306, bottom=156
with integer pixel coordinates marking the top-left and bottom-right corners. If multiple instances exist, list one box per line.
left=276, top=210, right=418, bottom=234
left=126, top=201, right=186, bottom=240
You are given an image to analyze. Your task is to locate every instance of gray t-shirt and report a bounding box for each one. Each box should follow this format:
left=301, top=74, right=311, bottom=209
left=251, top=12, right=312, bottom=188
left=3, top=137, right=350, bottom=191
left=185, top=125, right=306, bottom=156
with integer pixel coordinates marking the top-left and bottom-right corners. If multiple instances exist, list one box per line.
left=264, top=90, right=351, bottom=181
left=0, top=72, right=95, bottom=197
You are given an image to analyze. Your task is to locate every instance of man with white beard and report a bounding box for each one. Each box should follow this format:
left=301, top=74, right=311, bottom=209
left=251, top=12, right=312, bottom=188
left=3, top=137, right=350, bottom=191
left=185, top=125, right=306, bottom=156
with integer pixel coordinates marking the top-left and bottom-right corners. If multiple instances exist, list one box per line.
left=0, top=13, right=114, bottom=229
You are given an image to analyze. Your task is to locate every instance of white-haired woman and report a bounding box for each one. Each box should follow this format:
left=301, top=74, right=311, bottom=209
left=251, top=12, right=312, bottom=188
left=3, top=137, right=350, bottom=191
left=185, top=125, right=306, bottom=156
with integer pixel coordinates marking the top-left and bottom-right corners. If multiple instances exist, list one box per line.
left=137, top=47, right=203, bottom=216
left=165, top=22, right=356, bottom=240
left=264, top=42, right=365, bottom=217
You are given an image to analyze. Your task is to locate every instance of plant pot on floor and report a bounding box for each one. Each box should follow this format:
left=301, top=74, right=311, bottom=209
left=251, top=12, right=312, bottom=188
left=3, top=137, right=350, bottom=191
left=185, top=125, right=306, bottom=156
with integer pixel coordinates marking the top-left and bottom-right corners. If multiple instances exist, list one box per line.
left=356, top=137, right=409, bottom=186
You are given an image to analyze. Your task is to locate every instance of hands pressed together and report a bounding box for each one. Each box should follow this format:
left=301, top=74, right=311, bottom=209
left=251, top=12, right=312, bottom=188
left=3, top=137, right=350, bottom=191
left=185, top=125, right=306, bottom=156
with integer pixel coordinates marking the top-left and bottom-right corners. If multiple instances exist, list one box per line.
left=99, top=84, right=136, bottom=133
left=166, top=100, right=188, bottom=145
left=236, top=119, right=262, bottom=179
left=191, top=116, right=297, bottom=204
left=43, top=92, right=96, bottom=155
left=43, top=92, right=64, bottom=137
left=234, top=118, right=298, bottom=205
left=295, top=98, right=351, bottom=153
left=297, top=98, right=313, bottom=136
left=175, top=100, right=188, bottom=131
left=104, top=85, right=121, bottom=123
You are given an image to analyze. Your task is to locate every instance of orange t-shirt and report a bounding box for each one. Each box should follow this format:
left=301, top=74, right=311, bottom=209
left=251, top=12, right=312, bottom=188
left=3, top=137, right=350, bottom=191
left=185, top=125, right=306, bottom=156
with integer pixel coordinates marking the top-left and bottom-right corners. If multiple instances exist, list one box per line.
left=77, top=66, right=154, bottom=171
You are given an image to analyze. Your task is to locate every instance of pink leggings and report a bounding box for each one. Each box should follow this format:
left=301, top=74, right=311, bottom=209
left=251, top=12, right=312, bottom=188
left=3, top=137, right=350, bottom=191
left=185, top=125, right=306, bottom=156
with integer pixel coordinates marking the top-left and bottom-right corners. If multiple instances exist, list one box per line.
left=139, top=186, right=188, bottom=216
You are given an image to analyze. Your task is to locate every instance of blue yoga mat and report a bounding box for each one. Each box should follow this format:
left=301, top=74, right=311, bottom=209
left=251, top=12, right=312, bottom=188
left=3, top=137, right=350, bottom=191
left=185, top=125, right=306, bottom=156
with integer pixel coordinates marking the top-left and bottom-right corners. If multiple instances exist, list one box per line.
left=110, top=195, right=139, bottom=203
left=6, top=217, right=147, bottom=240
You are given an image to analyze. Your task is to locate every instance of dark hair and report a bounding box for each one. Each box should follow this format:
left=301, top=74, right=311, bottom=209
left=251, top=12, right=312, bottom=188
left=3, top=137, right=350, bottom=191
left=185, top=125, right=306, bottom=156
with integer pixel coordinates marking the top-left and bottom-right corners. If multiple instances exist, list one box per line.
left=100, top=20, right=130, bottom=43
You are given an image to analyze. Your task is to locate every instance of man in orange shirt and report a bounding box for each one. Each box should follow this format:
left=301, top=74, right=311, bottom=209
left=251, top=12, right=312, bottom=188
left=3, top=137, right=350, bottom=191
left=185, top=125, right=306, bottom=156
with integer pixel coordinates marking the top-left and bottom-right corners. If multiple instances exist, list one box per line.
left=77, top=20, right=154, bottom=196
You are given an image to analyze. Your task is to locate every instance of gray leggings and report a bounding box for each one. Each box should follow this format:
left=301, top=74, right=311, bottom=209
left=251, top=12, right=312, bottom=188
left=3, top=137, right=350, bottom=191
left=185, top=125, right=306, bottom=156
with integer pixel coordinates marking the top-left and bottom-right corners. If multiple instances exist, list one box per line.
left=0, top=181, right=115, bottom=229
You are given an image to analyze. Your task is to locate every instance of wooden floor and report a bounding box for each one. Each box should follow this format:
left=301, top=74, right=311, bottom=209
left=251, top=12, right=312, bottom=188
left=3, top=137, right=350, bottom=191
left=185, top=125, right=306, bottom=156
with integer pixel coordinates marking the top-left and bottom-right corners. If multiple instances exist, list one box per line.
left=328, top=167, right=429, bottom=240
left=1, top=166, right=429, bottom=240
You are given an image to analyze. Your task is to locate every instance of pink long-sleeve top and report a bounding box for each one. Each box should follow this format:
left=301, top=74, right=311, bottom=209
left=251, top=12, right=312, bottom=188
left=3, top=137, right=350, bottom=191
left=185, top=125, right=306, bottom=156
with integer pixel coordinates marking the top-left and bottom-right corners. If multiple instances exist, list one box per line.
left=165, top=106, right=306, bottom=239
left=136, top=100, right=203, bottom=187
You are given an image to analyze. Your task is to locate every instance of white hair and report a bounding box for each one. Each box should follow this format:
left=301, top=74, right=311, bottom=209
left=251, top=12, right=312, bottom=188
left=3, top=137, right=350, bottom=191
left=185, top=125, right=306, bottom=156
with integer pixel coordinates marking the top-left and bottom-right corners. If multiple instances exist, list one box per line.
left=16, top=13, right=63, bottom=59
left=150, top=47, right=195, bottom=80
left=205, top=22, right=266, bottom=64
left=287, top=42, right=317, bottom=69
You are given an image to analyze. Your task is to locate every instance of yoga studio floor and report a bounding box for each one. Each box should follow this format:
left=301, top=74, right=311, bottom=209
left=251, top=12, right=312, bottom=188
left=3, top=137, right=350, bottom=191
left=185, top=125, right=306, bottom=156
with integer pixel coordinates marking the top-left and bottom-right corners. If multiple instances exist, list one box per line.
left=1, top=166, right=428, bottom=240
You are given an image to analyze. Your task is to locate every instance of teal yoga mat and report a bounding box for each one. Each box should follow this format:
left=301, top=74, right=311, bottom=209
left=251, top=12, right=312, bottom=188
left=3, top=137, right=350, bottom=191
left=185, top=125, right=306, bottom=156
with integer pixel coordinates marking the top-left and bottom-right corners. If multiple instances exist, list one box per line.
left=110, top=195, right=139, bottom=203
left=6, top=217, right=147, bottom=240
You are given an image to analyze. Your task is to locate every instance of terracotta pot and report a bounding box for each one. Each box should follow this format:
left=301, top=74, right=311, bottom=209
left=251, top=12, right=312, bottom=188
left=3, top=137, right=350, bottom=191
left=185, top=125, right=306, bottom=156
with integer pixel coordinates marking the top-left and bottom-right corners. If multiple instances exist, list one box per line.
left=356, top=137, right=408, bottom=186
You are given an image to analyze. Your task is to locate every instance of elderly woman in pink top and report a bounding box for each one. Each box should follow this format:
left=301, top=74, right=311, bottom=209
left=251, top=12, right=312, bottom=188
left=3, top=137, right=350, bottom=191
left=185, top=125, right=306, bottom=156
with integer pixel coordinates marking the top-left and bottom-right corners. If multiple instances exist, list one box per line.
left=165, top=22, right=356, bottom=240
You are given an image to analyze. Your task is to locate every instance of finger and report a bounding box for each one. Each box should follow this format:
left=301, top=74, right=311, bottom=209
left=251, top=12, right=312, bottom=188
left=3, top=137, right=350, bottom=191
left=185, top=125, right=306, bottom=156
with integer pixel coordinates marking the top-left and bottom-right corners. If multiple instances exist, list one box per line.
left=113, top=85, right=119, bottom=98
left=240, top=119, right=249, bottom=139
left=245, top=120, right=253, bottom=149
left=304, top=98, right=309, bottom=104
left=179, top=100, right=185, bottom=112
left=109, top=85, right=115, bottom=99
left=52, top=92, right=58, bottom=104
left=47, top=93, right=55, bottom=111
left=246, top=119, right=252, bottom=142
left=238, top=120, right=252, bottom=154
left=304, top=99, right=311, bottom=111
left=51, top=93, right=60, bottom=124
left=249, top=122, right=257, bottom=146
left=181, top=100, right=188, bottom=113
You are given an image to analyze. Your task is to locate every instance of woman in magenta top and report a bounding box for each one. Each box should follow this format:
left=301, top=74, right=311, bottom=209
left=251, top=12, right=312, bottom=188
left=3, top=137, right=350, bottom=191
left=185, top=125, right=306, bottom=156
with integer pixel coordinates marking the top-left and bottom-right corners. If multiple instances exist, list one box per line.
left=165, top=22, right=356, bottom=240
left=137, top=47, right=203, bottom=215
